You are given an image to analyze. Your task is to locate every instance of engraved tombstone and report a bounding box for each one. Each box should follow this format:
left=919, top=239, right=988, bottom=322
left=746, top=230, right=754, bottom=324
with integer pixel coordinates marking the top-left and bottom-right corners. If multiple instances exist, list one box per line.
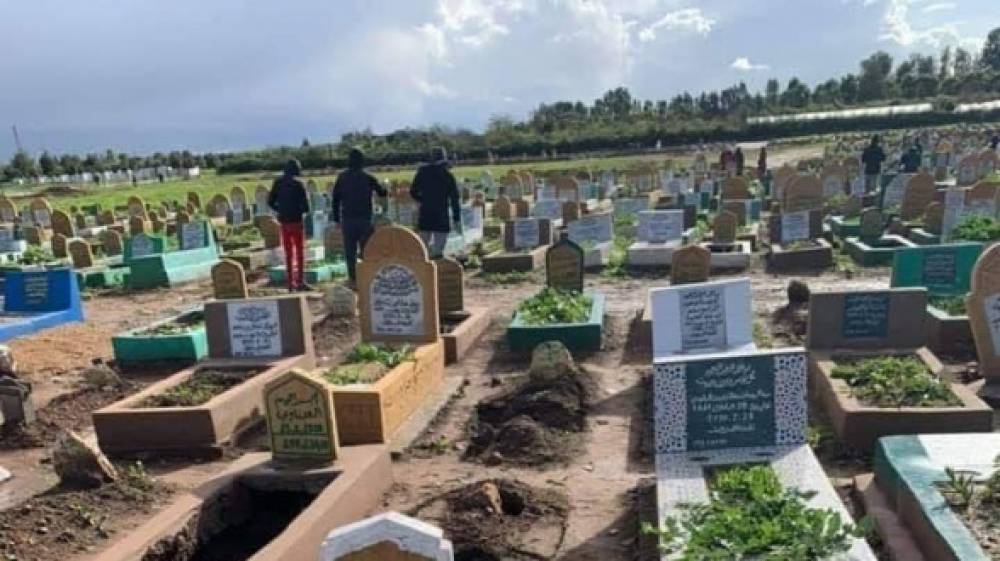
left=68, top=239, right=95, bottom=269
left=545, top=235, right=584, bottom=293
left=670, top=244, right=711, bottom=285
left=712, top=211, right=738, bottom=245
left=357, top=226, right=439, bottom=344
left=264, top=368, right=338, bottom=465
left=966, top=245, right=1000, bottom=398
left=899, top=173, right=936, bottom=221
left=784, top=175, right=823, bottom=213
left=212, top=259, right=249, bottom=300
left=435, top=257, right=464, bottom=314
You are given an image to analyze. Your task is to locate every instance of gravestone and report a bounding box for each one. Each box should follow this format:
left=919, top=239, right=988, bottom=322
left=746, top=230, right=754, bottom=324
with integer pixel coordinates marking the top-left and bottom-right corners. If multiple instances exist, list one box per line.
left=807, top=288, right=928, bottom=350
left=259, top=216, right=282, bottom=249
left=102, top=230, right=123, bottom=256
left=357, top=226, right=440, bottom=344
left=504, top=218, right=550, bottom=251
left=187, top=191, right=202, bottom=210
left=74, top=213, right=87, bottom=230
left=127, top=196, right=146, bottom=219
left=958, top=155, right=979, bottom=186
left=255, top=185, right=271, bottom=215
left=202, top=295, right=312, bottom=361
left=325, top=224, right=344, bottom=258
left=68, top=240, right=94, bottom=269
left=208, top=194, right=230, bottom=218
left=50, top=210, right=73, bottom=238
left=769, top=210, right=821, bottom=245
left=129, top=215, right=145, bottom=236
left=821, top=168, right=846, bottom=198
left=264, top=368, right=338, bottom=465
left=435, top=257, right=464, bottom=314
left=923, top=202, right=944, bottom=234
left=720, top=200, right=748, bottom=226
left=176, top=210, right=190, bottom=224
left=653, top=348, right=807, bottom=454
left=230, top=186, right=249, bottom=223
left=30, top=198, right=52, bottom=228
left=212, top=259, right=249, bottom=300
left=965, top=245, right=1000, bottom=397
left=546, top=235, right=584, bottom=293
left=319, top=512, right=454, bottom=561
left=494, top=195, right=512, bottom=221
left=50, top=233, right=68, bottom=259
left=179, top=221, right=208, bottom=250
left=892, top=243, right=981, bottom=296
left=783, top=175, right=823, bottom=213
left=513, top=199, right=529, bottom=218
left=712, top=211, right=737, bottom=245
left=532, top=199, right=562, bottom=221
left=567, top=213, right=613, bottom=246
left=326, top=285, right=358, bottom=317
left=561, top=201, right=581, bottom=224
left=720, top=176, right=750, bottom=200
left=0, top=197, right=15, bottom=223
left=650, top=278, right=753, bottom=359
left=899, top=173, right=936, bottom=221
left=670, top=245, right=711, bottom=285
left=858, top=208, right=883, bottom=240
left=638, top=210, right=683, bottom=244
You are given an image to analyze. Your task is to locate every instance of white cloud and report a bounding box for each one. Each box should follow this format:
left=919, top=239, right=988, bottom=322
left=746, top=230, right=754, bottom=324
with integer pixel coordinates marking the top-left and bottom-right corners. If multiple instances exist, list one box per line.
left=731, top=57, right=769, bottom=71
left=414, top=78, right=458, bottom=99
left=880, top=0, right=966, bottom=47
left=638, top=8, right=716, bottom=42
left=922, top=2, right=957, bottom=13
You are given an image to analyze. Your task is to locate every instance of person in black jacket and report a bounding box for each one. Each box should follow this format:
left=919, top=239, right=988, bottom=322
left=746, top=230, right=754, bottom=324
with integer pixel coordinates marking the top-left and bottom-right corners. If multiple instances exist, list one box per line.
left=861, top=135, right=886, bottom=193
left=331, top=148, right=387, bottom=284
left=410, top=147, right=461, bottom=257
left=734, top=147, right=745, bottom=176
left=267, top=159, right=311, bottom=292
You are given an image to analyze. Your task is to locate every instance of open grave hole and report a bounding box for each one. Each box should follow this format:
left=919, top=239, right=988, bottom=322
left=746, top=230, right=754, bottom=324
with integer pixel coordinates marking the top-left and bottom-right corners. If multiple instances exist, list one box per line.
left=139, top=472, right=335, bottom=561
left=464, top=358, right=598, bottom=466
left=411, top=479, right=569, bottom=561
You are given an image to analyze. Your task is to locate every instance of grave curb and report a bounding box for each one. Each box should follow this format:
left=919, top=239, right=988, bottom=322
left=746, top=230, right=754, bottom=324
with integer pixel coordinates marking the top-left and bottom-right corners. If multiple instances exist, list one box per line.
left=907, top=227, right=940, bottom=245
left=699, top=240, right=753, bottom=271
left=828, top=215, right=860, bottom=239
left=843, top=235, right=917, bottom=267
left=925, top=305, right=973, bottom=357
left=854, top=473, right=927, bottom=561
left=93, top=355, right=312, bottom=455
left=441, top=306, right=491, bottom=364
left=506, top=292, right=604, bottom=352
left=808, top=348, right=993, bottom=452
left=765, top=239, right=834, bottom=273
left=329, top=340, right=446, bottom=446
left=127, top=245, right=220, bottom=289
left=267, top=261, right=347, bottom=286
left=110, top=308, right=208, bottom=363
left=91, top=447, right=392, bottom=561
left=481, top=246, right=547, bottom=273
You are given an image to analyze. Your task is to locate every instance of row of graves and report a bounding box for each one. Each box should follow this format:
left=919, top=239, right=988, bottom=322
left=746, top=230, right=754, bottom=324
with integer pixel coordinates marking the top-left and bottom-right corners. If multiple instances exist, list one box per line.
left=83, top=225, right=499, bottom=560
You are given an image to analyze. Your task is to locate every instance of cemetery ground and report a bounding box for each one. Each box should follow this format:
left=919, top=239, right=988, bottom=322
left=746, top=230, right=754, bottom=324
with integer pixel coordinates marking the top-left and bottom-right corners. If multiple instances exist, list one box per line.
left=0, top=251, right=940, bottom=561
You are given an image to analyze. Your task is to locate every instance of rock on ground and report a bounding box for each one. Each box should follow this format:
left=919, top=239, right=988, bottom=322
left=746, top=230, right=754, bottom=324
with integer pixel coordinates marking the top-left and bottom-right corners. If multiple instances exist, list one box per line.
left=52, top=430, right=118, bottom=488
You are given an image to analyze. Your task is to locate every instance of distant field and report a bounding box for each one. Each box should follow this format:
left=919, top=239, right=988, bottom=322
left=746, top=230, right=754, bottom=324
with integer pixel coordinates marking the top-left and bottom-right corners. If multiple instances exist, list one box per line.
left=3, top=141, right=830, bottom=213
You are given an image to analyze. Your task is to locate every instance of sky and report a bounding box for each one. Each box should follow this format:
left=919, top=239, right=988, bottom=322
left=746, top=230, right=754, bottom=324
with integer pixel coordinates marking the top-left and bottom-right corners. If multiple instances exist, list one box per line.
left=1, top=0, right=998, bottom=160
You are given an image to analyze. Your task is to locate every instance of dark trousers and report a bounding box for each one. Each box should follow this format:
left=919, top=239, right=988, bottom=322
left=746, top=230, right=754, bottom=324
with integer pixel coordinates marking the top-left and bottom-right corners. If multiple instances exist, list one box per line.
left=280, top=222, right=305, bottom=289
left=342, top=219, right=374, bottom=281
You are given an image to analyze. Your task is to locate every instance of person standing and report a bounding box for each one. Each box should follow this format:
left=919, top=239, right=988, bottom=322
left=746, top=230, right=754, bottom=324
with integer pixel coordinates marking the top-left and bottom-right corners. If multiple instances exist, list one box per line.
left=410, top=147, right=461, bottom=258
left=991, top=133, right=1000, bottom=151
left=734, top=147, right=745, bottom=176
left=331, top=148, right=387, bottom=286
left=901, top=142, right=921, bottom=173
left=757, top=146, right=767, bottom=177
left=268, top=159, right=311, bottom=292
left=861, top=135, right=886, bottom=193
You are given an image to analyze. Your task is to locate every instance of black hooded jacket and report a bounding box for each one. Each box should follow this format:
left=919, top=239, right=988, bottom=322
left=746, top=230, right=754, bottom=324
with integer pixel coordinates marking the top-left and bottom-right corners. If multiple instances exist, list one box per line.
left=267, top=161, right=310, bottom=224
left=331, top=163, right=386, bottom=223
left=410, top=162, right=460, bottom=232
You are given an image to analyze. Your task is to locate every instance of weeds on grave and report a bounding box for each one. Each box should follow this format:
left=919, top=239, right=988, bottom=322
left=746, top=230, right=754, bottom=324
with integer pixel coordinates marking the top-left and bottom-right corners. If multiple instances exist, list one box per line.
left=833, top=252, right=856, bottom=278
left=831, top=356, right=960, bottom=408
left=142, top=368, right=260, bottom=407
left=752, top=322, right=774, bottom=349
left=953, top=216, right=1000, bottom=242
left=16, top=245, right=60, bottom=266
left=322, top=343, right=414, bottom=385
left=929, top=294, right=967, bottom=316
left=517, top=288, right=592, bottom=326
left=602, top=232, right=632, bottom=279
left=642, top=465, right=867, bottom=560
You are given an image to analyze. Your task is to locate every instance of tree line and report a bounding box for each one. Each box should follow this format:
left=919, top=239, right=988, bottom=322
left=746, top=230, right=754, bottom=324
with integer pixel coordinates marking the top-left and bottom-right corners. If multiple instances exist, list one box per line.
left=5, top=27, right=1000, bottom=181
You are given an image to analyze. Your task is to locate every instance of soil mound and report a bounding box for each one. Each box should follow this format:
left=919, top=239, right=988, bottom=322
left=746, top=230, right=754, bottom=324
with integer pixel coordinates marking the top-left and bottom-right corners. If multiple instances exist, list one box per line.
left=465, top=362, right=594, bottom=466
left=412, top=479, right=569, bottom=560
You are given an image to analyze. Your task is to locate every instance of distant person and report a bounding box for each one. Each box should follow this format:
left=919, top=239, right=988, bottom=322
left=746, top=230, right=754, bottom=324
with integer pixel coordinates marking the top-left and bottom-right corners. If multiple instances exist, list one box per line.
left=410, top=147, right=461, bottom=258
left=901, top=143, right=921, bottom=173
left=734, top=147, right=745, bottom=176
left=331, top=148, right=387, bottom=286
left=991, top=134, right=1000, bottom=151
left=719, top=147, right=733, bottom=171
left=267, top=159, right=311, bottom=292
left=861, top=135, right=886, bottom=193
left=757, top=147, right=767, bottom=177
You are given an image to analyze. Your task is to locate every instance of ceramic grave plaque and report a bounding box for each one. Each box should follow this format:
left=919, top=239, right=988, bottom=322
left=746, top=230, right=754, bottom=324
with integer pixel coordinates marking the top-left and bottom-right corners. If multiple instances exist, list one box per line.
left=358, top=226, right=439, bottom=344
left=129, top=233, right=156, bottom=259
left=265, top=369, right=338, bottom=465
left=546, top=236, right=584, bottom=293
left=670, top=245, right=711, bottom=285
left=776, top=210, right=816, bottom=244
left=653, top=348, right=807, bottom=453
left=532, top=199, right=562, bottom=221
left=508, top=218, right=542, bottom=250
left=892, top=243, right=981, bottom=296
left=807, top=288, right=927, bottom=350
left=650, top=278, right=752, bottom=359
left=179, top=221, right=208, bottom=250
left=966, top=245, right=1000, bottom=395
left=638, top=210, right=683, bottom=244
left=212, top=259, right=249, bottom=300
left=568, top=213, right=613, bottom=246
left=320, top=512, right=454, bottom=561
left=712, top=211, right=737, bottom=245
left=435, top=257, right=464, bottom=314
left=899, top=173, right=936, bottom=221
left=226, top=299, right=282, bottom=357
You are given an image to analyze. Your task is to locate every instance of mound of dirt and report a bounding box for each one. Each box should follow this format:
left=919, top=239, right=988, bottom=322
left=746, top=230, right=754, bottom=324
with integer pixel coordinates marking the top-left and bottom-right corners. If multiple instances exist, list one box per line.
left=411, top=479, right=569, bottom=561
left=464, top=359, right=595, bottom=466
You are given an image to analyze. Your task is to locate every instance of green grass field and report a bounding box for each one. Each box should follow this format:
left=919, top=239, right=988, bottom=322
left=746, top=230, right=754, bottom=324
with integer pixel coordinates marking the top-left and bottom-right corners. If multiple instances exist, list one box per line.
left=5, top=152, right=692, bottom=213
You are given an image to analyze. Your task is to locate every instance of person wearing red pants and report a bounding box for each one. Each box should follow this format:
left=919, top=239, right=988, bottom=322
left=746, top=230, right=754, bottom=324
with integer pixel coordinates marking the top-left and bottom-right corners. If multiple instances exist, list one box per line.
left=267, top=159, right=312, bottom=292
